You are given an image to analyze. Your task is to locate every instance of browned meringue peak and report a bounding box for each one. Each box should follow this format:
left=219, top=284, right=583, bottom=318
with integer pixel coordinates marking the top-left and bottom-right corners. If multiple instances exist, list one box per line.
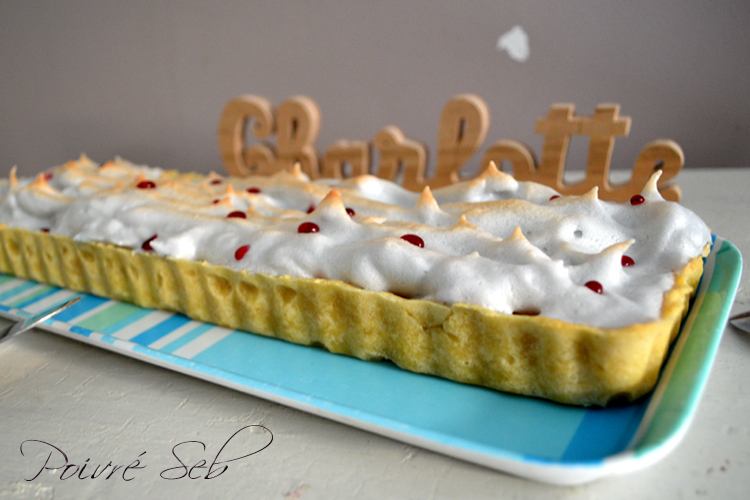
left=74, top=153, right=95, bottom=165
left=222, top=183, right=238, bottom=197
left=287, top=162, right=308, bottom=181
left=474, top=160, right=518, bottom=186
left=314, top=187, right=344, bottom=208
left=452, top=214, right=480, bottom=231
left=583, top=186, right=600, bottom=202
left=309, top=188, right=357, bottom=223
left=509, top=225, right=527, bottom=241
left=547, top=185, right=600, bottom=206
left=8, top=166, right=19, bottom=189
left=592, top=239, right=635, bottom=264
left=30, top=172, right=55, bottom=190
left=416, top=186, right=440, bottom=210
left=642, top=170, right=666, bottom=202
left=500, top=226, right=553, bottom=263
left=61, top=154, right=98, bottom=174
left=195, top=182, right=244, bottom=206
left=400, top=186, right=458, bottom=226
left=427, top=163, right=512, bottom=204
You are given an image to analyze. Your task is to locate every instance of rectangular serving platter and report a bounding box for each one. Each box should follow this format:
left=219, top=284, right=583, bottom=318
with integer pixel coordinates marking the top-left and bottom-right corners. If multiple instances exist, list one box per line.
left=0, top=236, right=741, bottom=485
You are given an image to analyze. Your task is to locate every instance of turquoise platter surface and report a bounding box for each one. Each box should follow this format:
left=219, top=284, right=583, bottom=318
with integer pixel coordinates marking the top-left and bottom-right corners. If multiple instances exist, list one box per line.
left=0, top=236, right=741, bottom=485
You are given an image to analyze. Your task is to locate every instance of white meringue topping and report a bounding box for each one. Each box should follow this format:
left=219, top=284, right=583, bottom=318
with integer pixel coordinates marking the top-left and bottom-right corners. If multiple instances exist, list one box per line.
left=0, top=157, right=711, bottom=329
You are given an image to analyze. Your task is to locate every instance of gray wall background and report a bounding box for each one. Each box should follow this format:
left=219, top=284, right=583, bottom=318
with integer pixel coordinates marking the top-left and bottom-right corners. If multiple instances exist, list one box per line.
left=2, top=1, right=749, bottom=179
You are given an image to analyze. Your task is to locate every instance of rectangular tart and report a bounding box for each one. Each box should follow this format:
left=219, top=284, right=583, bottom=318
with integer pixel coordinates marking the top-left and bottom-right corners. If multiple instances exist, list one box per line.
left=0, top=157, right=711, bottom=406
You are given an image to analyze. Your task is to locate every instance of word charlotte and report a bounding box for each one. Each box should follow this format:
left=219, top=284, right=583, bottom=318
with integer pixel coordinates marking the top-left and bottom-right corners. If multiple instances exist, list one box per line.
left=217, top=94, right=683, bottom=201
left=19, top=425, right=272, bottom=482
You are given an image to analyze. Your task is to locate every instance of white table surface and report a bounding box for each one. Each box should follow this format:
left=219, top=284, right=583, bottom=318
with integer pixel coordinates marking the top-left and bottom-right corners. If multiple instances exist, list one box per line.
left=1, top=168, right=748, bottom=500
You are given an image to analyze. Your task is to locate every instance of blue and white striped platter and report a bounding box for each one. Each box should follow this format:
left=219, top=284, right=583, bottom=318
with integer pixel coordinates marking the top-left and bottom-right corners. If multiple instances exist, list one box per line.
left=0, top=236, right=741, bottom=484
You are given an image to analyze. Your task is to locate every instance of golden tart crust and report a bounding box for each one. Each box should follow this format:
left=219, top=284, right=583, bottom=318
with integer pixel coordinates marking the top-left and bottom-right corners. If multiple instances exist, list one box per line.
left=0, top=224, right=704, bottom=406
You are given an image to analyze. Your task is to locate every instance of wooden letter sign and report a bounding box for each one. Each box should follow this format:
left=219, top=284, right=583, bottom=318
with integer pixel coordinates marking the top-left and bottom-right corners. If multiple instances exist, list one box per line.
left=218, top=95, right=683, bottom=201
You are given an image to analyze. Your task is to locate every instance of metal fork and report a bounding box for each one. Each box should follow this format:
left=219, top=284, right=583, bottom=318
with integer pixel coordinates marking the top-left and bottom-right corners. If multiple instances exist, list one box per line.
left=0, top=296, right=81, bottom=344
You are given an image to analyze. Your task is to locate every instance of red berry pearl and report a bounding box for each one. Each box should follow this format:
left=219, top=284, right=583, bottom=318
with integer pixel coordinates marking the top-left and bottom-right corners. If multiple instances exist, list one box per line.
left=212, top=199, right=221, bottom=204
left=43, top=172, right=53, bottom=181
left=401, top=234, right=424, bottom=248
left=41, top=228, right=50, bottom=233
left=227, top=211, right=246, bottom=219
left=306, top=204, right=316, bottom=214
left=137, top=180, right=156, bottom=189
left=621, top=255, right=635, bottom=267
left=234, top=244, right=250, bottom=260
left=630, top=194, right=645, bottom=205
left=549, top=195, right=560, bottom=201
left=142, top=234, right=157, bottom=251
left=585, top=281, right=603, bottom=294
left=247, top=187, right=261, bottom=194
left=346, top=207, right=356, bottom=217
left=210, top=179, right=222, bottom=185
left=298, top=222, right=320, bottom=233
